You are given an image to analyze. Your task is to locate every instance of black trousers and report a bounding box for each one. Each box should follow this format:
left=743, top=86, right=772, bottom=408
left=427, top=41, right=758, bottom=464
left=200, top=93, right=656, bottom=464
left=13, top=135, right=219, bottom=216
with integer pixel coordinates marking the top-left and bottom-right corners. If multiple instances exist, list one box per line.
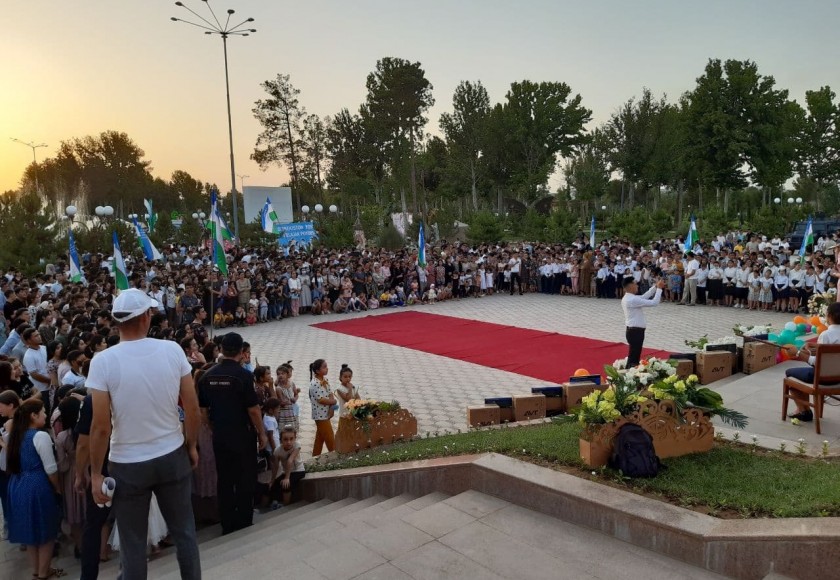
left=80, top=487, right=111, bottom=580
left=510, top=272, right=522, bottom=294
left=213, top=441, right=257, bottom=535
left=626, top=326, right=646, bottom=368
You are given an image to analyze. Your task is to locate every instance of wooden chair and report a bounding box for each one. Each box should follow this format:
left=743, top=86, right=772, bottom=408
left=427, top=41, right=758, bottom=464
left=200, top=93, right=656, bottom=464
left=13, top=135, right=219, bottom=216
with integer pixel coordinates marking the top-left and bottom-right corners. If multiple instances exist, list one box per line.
left=782, top=344, right=840, bottom=434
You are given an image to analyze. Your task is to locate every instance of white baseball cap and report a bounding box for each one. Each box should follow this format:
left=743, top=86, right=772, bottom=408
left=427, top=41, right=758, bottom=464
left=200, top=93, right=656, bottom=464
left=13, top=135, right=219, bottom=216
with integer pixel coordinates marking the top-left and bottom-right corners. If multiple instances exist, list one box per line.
left=111, top=289, right=158, bottom=322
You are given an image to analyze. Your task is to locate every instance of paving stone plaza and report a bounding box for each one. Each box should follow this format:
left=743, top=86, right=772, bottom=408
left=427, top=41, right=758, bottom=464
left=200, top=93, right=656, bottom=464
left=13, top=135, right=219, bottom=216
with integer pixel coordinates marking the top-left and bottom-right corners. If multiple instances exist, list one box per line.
left=233, top=294, right=800, bottom=460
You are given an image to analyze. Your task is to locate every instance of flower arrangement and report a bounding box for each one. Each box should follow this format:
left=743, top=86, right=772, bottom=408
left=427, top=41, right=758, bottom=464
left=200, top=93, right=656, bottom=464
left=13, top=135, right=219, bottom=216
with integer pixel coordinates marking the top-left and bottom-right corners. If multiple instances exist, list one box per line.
left=345, top=399, right=402, bottom=421
left=576, top=386, right=647, bottom=426
left=611, top=356, right=676, bottom=387
left=685, top=334, right=742, bottom=350
left=647, top=374, right=748, bottom=429
left=808, top=290, right=836, bottom=321
left=733, top=324, right=773, bottom=337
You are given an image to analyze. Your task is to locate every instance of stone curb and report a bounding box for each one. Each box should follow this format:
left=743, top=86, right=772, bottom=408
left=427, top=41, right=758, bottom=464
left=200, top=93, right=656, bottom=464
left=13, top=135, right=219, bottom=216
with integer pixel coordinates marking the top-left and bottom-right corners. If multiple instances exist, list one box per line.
left=302, top=453, right=836, bottom=580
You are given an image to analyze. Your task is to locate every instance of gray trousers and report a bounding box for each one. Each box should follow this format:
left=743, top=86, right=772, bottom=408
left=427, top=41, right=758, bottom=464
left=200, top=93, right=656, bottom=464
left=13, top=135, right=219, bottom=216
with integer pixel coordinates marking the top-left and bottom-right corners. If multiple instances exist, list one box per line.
left=683, top=278, right=698, bottom=304
left=110, top=446, right=201, bottom=580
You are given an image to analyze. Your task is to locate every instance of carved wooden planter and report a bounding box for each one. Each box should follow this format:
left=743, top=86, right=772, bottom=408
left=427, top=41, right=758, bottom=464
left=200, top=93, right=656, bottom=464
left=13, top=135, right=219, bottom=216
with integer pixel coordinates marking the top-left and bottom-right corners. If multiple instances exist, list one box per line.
left=579, top=399, right=714, bottom=468
left=335, top=409, right=418, bottom=454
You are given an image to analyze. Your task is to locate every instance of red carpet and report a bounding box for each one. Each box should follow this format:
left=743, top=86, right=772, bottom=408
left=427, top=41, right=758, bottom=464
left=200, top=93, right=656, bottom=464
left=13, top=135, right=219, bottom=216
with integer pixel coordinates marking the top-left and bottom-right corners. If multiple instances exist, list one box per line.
left=313, top=311, right=669, bottom=384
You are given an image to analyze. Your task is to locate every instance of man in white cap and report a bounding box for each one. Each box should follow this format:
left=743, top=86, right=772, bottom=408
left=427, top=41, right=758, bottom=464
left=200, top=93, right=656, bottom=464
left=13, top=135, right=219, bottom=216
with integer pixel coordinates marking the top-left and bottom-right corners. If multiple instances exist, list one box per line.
left=87, top=289, right=201, bottom=580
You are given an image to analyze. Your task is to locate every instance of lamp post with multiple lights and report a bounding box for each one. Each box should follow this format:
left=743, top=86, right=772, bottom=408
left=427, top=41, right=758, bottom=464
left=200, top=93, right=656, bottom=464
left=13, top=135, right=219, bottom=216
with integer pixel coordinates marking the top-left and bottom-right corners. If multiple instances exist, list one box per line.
left=11, top=138, right=48, bottom=191
left=171, top=0, right=256, bottom=242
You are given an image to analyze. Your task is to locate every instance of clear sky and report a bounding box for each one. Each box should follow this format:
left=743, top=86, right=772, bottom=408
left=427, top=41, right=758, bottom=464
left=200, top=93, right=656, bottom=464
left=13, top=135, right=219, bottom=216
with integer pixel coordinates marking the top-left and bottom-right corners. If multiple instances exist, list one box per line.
left=1, top=0, right=838, bottom=195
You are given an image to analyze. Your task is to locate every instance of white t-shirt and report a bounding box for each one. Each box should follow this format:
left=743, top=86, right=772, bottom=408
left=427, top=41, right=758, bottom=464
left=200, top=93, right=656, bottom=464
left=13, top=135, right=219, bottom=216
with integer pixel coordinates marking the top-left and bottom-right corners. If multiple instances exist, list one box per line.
left=87, top=338, right=191, bottom=463
left=263, top=415, right=280, bottom=450
left=509, top=258, right=521, bottom=273
left=23, top=346, right=49, bottom=392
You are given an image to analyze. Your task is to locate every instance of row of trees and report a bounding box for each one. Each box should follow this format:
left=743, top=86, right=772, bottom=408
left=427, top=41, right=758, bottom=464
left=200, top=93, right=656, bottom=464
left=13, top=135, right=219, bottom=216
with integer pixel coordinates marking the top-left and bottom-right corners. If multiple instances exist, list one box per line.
left=6, top=55, right=839, bottom=258
left=250, top=57, right=839, bottom=226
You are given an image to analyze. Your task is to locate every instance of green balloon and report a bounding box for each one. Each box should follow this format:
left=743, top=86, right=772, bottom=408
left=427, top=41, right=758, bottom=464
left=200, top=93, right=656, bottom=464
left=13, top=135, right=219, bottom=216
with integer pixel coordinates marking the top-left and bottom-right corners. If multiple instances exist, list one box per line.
left=779, top=330, right=795, bottom=343
left=796, top=323, right=807, bottom=335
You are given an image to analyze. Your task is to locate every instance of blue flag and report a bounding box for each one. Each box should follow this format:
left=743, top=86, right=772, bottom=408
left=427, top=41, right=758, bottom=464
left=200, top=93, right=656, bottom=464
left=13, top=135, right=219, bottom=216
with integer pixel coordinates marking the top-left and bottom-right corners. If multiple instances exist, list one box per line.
left=418, top=222, right=427, bottom=267
left=68, top=229, right=83, bottom=283
left=132, top=217, right=162, bottom=261
left=589, top=216, right=596, bottom=249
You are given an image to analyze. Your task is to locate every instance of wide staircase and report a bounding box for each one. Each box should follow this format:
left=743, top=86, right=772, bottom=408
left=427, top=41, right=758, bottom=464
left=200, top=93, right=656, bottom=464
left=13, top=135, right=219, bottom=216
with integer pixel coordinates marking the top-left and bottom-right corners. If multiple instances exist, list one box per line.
left=41, top=490, right=728, bottom=579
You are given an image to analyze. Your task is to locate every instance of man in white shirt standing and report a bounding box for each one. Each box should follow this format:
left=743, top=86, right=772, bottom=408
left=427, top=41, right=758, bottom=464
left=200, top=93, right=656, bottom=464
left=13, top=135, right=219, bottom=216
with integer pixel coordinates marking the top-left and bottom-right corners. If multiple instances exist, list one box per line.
left=88, top=289, right=201, bottom=580
left=22, top=328, right=53, bottom=416
left=508, top=252, right=523, bottom=295
left=682, top=252, right=700, bottom=306
left=622, top=276, right=666, bottom=367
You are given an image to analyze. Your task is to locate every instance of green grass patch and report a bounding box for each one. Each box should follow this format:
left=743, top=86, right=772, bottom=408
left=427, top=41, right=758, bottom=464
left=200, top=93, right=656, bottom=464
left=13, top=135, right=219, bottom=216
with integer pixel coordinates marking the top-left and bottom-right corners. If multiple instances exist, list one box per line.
left=308, top=421, right=840, bottom=518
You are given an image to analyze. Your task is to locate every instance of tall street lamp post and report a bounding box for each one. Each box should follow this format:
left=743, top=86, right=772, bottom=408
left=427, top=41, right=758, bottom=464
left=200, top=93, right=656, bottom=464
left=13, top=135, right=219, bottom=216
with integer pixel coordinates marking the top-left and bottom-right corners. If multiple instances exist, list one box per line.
left=171, top=0, right=256, bottom=242
left=11, top=138, right=48, bottom=191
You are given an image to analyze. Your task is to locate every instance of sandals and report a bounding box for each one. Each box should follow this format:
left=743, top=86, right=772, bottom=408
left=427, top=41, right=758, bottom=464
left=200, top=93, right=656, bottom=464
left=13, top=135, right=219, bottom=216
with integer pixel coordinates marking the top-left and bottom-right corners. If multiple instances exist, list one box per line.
left=37, top=570, right=66, bottom=580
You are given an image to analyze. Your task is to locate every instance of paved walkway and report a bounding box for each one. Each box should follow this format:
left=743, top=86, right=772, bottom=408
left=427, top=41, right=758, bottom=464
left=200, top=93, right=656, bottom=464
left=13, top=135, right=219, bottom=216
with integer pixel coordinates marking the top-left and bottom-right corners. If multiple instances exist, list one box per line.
left=231, top=294, right=799, bottom=459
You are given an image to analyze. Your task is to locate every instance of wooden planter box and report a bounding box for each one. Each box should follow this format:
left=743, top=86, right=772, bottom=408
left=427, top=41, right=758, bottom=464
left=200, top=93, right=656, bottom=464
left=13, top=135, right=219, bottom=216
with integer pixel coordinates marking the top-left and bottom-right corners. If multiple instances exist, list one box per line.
left=579, top=399, right=714, bottom=468
left=335, top=409, right=419, bottom=454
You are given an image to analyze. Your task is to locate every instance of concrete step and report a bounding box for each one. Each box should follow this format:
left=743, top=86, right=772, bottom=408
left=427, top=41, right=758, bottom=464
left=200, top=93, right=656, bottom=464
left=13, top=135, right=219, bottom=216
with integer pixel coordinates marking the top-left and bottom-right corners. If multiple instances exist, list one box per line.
left=155, top=495, right=387, bottom=577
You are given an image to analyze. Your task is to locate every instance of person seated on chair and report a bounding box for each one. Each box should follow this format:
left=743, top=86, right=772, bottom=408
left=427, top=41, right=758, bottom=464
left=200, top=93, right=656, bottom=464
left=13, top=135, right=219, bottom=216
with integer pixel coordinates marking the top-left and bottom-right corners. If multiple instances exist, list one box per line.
left=785, top=301, right=840, bottom=421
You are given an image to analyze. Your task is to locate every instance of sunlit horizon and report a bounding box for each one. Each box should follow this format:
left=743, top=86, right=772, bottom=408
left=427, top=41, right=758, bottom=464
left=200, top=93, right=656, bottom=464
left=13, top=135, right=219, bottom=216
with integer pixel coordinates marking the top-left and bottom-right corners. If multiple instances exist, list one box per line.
left=2, top=1, right=837, bottom=198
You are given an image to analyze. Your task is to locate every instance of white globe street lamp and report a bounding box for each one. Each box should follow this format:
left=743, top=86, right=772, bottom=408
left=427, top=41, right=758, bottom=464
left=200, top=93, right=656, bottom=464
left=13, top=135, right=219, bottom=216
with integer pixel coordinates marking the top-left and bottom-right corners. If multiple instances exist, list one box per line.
left=773, top=198, right=781, bottom=204
left=329, top=204, right=338, bottom=214
left=787, top=197, right=794, bottom=204
left=314, top=204, right=323, bottom=213
left=65, top=205, right=77, bottom=218
left=796, top=197, right=803, bottom=204
left=301, top=205, right=310, bottom=215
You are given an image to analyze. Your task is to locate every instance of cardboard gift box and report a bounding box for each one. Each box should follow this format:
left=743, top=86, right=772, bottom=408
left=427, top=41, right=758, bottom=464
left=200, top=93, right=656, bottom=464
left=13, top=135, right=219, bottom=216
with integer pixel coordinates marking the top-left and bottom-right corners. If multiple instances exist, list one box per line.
left=673, top=359, right=694, bottom=379
left=695, top=351, right=733, bottom=384
left=742, top=341, right=778, bottom=375
left=512, top=394, right=546, bottom=422
left=706, top=343, right=740, bottom=373
left=467, top=405, right=501, bottom=428
left=485, top=397, right=514, bottom=424
left=563, top=381, right=599, bottom=412
left=532, top=386, right=564, bottom=416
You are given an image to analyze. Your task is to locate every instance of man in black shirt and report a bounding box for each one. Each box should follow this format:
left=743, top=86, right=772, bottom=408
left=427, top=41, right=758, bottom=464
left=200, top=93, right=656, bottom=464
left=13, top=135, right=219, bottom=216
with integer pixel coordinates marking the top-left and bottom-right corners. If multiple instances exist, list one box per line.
left=197, top=332, right=267, bottom=535
left=75, top=394, right=111, bottom=580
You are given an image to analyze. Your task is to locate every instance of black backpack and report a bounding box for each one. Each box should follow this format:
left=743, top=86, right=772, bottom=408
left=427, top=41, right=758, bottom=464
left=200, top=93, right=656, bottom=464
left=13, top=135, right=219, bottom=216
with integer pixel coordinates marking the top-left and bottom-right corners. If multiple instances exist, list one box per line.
left=609, top=424, right=663, bottom=478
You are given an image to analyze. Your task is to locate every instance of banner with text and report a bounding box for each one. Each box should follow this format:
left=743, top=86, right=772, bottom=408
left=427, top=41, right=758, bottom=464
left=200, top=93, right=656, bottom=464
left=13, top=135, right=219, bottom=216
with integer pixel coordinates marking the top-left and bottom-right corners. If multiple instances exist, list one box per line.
left=274, top=221, right=317, bottom=247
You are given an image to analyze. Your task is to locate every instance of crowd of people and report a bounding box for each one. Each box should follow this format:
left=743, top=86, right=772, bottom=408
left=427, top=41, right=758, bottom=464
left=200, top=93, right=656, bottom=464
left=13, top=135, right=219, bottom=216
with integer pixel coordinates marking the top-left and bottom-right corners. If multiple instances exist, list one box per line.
left=0, top=226, right=838, bottom=578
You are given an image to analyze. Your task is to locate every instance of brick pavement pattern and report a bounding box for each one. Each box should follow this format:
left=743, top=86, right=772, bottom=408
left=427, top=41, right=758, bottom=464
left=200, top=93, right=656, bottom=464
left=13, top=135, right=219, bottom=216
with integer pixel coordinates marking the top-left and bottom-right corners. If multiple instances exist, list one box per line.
left=231, top=294, right=794, bottom=459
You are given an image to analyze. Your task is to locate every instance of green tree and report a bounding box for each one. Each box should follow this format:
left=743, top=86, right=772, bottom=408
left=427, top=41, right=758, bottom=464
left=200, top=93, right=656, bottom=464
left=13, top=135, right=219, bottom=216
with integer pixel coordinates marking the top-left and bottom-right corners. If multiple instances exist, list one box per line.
left=502, top=81, right=591, bottom=201
left=252, top=73, right=306, bottom=211
left=467, top=210, right=504, bottom=243
left=0, top=191, right=59, bottom=273
left=363, top=57, right=435, bottom=214
left=797, top=86, right=840, bottom=211
left=170, top=170, right=207, bottom=214
left=440, top=80, right=490, bottom=210
left=564, top=132, right=610, bottom=219
left=301, top=114, right=329, bottom=199
left=601, top=88, right=665, bottom=208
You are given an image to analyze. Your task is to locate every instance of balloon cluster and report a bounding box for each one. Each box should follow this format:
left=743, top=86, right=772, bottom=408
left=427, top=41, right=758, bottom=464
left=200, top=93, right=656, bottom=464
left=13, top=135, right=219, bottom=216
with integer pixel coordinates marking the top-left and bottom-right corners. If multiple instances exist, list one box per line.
left=769, top=315, right=826, bottom=362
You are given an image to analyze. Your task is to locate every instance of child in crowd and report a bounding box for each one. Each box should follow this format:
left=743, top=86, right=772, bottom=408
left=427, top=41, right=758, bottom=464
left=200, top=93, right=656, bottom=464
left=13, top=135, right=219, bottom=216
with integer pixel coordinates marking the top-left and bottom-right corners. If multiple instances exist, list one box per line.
left=308, top=359, right=336, bottom=457
left=335, top=364, right=360, bottom=417
left=276, top=362, right=300, bottom=433
left=262, top=398, right=281, bottom=456
left=259, top=292, right=269, bottom=322
left=271, top=426, right=305, bottom=506
left=246, top=307, right=258, bottom=326
left=214, top=307, right=232, bottom=328
left=234, top=305, right=246, bottom=327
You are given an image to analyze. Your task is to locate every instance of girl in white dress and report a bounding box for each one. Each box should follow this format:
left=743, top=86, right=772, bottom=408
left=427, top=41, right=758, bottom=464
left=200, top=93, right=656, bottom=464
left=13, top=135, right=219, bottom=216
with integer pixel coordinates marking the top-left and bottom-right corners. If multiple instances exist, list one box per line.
left=109, top=493, right=168, bottom=554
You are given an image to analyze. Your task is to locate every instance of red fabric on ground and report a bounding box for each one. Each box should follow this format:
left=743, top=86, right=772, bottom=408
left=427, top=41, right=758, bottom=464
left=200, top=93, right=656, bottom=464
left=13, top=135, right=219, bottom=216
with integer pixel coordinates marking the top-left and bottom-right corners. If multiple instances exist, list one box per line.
left=313, top=311, right=669, bottom=384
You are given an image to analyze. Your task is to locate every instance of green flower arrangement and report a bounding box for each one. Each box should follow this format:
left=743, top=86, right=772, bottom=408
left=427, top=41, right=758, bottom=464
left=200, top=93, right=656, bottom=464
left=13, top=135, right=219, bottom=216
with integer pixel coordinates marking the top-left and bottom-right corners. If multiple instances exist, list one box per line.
left=647, top=374, right=748, bottom=429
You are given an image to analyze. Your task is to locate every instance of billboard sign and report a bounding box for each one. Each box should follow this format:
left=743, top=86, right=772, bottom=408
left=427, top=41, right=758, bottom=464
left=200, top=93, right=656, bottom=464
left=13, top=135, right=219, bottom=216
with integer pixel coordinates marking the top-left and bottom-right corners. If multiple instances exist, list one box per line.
left=274, top=221, right=317, bottom=247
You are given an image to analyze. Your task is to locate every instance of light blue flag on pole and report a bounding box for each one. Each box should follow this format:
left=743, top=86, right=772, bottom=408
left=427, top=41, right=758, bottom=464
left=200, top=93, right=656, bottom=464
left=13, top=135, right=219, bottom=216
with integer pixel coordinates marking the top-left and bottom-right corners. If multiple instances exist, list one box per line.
left=132, top=217, right=162, bottom=261
left=799, top=216, right=814, bottom=264
left=68, top=229, right=83, bottom=283
left=685, top=215, right=698, bottom=254
left=418, top=221, right=427, bottom=267
left=589, top=216, right=596, bottom=249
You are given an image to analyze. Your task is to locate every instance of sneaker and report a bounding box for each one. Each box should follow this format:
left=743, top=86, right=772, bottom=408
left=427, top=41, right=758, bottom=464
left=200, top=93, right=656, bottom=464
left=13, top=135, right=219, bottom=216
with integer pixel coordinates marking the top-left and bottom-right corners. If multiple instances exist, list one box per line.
left=789, top=409, right=814, bottom=422
left=270, top=501, right=282, bottom=511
